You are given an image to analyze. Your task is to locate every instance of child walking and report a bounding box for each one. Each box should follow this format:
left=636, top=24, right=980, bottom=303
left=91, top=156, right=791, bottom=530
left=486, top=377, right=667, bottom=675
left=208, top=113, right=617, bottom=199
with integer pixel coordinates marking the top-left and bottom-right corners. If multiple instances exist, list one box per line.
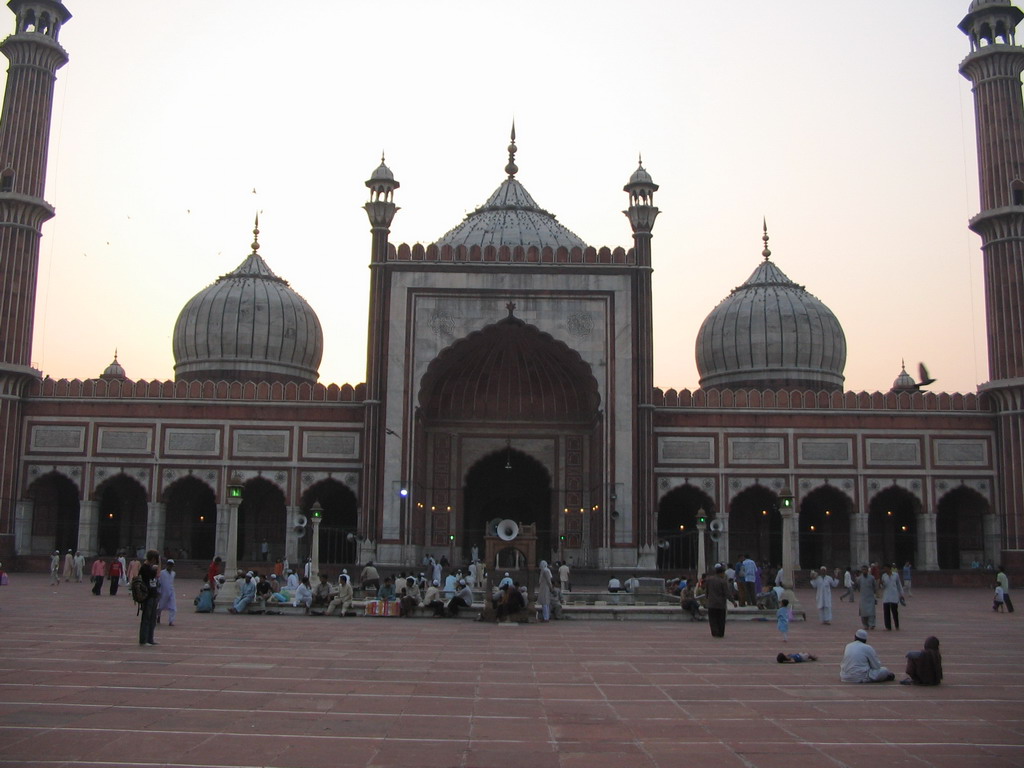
left=777, top=598, right=791, bottom=642
left=994, top=583, right=1006, bottom=612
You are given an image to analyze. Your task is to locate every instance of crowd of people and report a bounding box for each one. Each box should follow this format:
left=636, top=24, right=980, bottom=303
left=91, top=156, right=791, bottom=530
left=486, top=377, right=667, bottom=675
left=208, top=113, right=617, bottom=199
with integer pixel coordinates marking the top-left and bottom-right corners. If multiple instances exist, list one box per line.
left=51, top=543, right=1011, bottom=690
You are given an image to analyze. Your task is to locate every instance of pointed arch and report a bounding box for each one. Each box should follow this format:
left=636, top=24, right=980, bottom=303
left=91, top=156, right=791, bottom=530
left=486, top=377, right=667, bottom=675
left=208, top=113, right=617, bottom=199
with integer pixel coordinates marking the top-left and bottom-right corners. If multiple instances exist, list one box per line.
left=27, top=471, right=81, bottom=554
left=936, top=485, right=989, bottom=569
left=656, top=483, right=716, bottom=572
left=300, top=478, right=359, bottom=567
left=163, top=475, right=217, bottom=561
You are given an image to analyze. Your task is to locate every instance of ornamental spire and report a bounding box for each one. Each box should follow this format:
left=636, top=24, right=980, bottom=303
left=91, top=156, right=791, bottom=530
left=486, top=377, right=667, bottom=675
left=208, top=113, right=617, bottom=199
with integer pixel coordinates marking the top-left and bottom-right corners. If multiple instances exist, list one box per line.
left=761, top=218, right=772, bottom=261
left=505, top=121, right=518, bottom=178
left=251, top=213, right=260, bottom=253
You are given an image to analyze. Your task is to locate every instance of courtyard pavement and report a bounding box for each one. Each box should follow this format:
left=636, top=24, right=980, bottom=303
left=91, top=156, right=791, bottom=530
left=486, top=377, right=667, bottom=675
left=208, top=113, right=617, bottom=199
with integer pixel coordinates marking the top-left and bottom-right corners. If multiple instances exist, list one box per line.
left=0, top=574, right=1021, bottom=768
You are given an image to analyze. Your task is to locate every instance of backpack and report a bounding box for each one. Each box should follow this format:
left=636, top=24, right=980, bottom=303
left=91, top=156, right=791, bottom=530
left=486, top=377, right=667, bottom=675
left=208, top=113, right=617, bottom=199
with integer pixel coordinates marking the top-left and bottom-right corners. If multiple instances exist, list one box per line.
left=130, top=575, right=150, bottom=604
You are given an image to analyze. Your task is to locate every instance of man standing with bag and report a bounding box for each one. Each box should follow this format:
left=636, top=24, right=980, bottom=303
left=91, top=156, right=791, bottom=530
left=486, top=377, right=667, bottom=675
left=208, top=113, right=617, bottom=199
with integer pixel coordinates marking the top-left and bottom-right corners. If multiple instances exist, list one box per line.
left=137, top=550, right=161, bottom=646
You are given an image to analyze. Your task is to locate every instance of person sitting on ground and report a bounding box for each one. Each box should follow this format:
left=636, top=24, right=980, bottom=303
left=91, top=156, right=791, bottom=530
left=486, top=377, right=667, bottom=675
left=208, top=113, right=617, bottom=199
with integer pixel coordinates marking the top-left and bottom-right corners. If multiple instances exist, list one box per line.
left=680, top=584, right=701, bottom=620
left=377, top=576, right=397, bottom=602
left=230, top=572, right=257, bottom=614
left=325, top=573, right=354, bottom=616
left=607, top=576, right=623, bottom=593
left=624, top=573, right=640, bottom=593
left=399, top=576, right=421, bottom=617
left=495, top=583, right=526, bottom=622
left=446, top=578, right=474, bottom=617
left=194, top=583, right=215, bottom=613
left=902, top=636, right=943, bottom=685
left=840, top=629, right=894, bottom=683
left=311, top=573, right=332, bottom=612
left=423, top=579, right=445, bottom=617
left=285, top=569, right=299, bottom=590
left=777, top=652, right=818, bottom=663
left=293, top=576, right=313, bottom=612
left=497, top=571, right=514, bottom=589
left=360, top=561, right=380, bottom=592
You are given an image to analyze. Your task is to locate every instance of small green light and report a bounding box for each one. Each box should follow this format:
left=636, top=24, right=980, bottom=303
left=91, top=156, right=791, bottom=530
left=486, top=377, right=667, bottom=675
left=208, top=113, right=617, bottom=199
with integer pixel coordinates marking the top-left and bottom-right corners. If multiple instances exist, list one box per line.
left=228, top=486, right=243, bottom=499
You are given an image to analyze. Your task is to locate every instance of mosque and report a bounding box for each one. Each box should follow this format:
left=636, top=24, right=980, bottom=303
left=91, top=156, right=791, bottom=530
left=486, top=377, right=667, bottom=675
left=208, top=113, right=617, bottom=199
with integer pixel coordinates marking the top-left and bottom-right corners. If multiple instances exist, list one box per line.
left=0, top=0, right=1022, bottom=579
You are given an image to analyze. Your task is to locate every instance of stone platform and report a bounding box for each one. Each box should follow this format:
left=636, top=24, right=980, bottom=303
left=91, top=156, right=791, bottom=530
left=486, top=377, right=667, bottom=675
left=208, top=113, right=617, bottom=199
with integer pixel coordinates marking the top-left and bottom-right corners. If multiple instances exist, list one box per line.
left=0, top=574, right=1020, bottom=767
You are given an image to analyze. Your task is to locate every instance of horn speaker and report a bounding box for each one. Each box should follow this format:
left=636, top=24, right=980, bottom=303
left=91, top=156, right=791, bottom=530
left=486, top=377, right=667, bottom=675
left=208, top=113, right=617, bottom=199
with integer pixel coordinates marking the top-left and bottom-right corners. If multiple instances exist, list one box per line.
left=497, top=519, right=520, bottom=541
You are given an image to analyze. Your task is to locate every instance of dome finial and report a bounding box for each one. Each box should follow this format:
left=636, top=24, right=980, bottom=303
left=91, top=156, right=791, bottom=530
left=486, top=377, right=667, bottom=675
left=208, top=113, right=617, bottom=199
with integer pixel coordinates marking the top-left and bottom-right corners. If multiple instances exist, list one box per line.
left=505, top=120, right=518, bottom=178
left=761, top=217, right=771, bottom=261
left=251, top=213, right=260, bottom=253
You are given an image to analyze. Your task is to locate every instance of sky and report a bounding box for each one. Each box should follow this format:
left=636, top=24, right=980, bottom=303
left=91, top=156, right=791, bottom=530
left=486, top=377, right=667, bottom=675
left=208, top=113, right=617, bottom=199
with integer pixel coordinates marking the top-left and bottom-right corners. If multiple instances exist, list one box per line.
left=20, top=0, right=997, bottom=394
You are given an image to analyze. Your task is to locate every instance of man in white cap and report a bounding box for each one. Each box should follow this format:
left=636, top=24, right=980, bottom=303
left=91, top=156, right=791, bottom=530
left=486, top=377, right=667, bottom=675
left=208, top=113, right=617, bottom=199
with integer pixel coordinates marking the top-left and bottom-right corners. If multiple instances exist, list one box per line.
left=229, top=572, right=256, bottom=614
left=840, top=629, right=894, bottom=683
left=809, top=566, right=839, bottom=624
left=498, top=572, right=513, bottom=589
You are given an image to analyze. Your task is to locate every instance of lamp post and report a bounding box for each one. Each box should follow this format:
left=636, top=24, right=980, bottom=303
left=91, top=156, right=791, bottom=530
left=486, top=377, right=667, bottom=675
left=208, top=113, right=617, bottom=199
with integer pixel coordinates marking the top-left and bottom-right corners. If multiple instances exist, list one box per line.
left=309, top=501, right=324, bottom=577
left=695, top=508, right=708, bottom=577
left=225, top=475, right=243, bottom=578
left=779, top=486, right=795, bottom=587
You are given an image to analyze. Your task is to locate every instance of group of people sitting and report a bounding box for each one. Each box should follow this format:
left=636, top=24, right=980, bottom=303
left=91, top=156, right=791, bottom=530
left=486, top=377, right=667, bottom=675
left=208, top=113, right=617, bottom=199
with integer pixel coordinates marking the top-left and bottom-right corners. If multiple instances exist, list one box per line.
left=839, top=629, right=943, bottom=685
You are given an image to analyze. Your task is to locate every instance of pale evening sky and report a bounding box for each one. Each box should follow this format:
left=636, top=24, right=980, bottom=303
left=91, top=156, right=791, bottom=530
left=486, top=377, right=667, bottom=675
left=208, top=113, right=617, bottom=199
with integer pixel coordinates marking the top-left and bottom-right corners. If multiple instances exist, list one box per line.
left=22, top=1, right=994, bottom=394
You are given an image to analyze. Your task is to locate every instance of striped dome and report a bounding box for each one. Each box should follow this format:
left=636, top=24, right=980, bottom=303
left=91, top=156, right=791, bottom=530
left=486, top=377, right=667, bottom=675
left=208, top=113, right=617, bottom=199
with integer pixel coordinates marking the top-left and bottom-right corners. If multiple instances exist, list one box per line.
left=172, top=238, right=323, bottom=384
left=695, top=256, right=846, bottom=392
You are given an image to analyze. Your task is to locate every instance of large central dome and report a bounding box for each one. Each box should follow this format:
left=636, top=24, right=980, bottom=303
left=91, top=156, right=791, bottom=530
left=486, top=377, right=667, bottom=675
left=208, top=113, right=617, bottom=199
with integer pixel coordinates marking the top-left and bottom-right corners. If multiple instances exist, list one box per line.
left=172, top=221, right=323, bottom=384
left=433, top=129, right=587, bottom=250
left=695, top=228, right=846, bottom=391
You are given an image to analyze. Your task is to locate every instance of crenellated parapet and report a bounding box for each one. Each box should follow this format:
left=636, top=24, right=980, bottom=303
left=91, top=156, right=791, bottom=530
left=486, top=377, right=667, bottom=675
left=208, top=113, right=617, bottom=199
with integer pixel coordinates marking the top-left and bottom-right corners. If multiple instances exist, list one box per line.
left=29, top=377, right=367, bottom=402
left=653, top=387, right=986, bottom=412
left=388, top=242, right=634, bottom=265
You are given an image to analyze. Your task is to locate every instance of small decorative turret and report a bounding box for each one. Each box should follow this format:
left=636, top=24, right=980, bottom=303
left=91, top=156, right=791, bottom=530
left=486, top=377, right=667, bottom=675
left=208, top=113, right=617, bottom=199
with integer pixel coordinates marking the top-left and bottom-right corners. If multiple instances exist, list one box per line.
left=364, top=153, right=400, bottom=231
left=890, top=361, right=917, bottom=392
left=623, top=155, right=659, bottom=236
left=100, top=350, right=126, bottom=381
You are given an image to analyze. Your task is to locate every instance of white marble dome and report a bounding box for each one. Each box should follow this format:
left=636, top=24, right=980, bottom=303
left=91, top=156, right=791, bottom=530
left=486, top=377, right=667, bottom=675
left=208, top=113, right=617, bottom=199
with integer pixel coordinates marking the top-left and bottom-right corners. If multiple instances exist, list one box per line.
left=695, top=248, right=847, bottom=392
left=434, top=132, right=587, bottom=251
left=172, top=228, right=323, bottom=384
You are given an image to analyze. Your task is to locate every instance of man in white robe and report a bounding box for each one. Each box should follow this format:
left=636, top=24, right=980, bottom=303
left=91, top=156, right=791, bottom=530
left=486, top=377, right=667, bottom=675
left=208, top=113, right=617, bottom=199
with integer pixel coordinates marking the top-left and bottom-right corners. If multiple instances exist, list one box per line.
left=840, top=629, right=894, bottom=683
left=809, top=567, right=839, bottom=624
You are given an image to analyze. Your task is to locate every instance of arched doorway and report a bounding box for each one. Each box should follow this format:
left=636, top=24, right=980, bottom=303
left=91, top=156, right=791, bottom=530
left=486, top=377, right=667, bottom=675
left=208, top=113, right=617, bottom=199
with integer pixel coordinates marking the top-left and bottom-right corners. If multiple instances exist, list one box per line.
left=96, top=474, right=148, bottom=557
left=163, top=476, right=217, bottom=561
left=301, top=479, right=359, bottom=567
left=417, top=313, right=600, bottom=564
left=27, top=472, right=80, bottom=555
left=464, top=449, right=552, bottom=565
left=936, top=486, right=988, bottom=569
left=798, top=485, right=853, bottom=570
left=237, top=477, right=286, bottom=562
left=728, top=485, right=782, bottom=567
left=868, top=486, right=919, bottom=566
left=656, top=484, right=715, bottom=573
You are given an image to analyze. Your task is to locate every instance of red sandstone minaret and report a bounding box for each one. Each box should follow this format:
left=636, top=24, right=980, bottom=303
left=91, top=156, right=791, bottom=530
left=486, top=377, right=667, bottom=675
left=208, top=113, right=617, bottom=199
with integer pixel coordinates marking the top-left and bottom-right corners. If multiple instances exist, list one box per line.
left=0, top=0, right=71, bottom=557
left=959, top=0, right=1024, bottom=567
left=624, top=159, right=659, bottom=555
left=361, top=155, right=400, bottom=547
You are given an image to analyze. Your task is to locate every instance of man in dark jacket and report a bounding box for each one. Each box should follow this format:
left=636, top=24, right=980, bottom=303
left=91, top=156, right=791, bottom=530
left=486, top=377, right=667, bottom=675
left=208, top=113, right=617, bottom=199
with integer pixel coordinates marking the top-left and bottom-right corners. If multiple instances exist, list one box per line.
left=704, top=563, right=730, bottom=638
left=138, top=550, right=161, bottom=646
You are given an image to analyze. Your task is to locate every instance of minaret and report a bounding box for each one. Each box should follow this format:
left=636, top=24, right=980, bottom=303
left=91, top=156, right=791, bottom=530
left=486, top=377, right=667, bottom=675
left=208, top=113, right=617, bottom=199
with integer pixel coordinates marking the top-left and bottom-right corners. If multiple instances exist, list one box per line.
left=959, top=0, right=1024, bottom=566
left=361, top=155, right=399, bottom=547
left=624, top=158, right=659, bottom=557
left=0, top=0, right=71, bottom=558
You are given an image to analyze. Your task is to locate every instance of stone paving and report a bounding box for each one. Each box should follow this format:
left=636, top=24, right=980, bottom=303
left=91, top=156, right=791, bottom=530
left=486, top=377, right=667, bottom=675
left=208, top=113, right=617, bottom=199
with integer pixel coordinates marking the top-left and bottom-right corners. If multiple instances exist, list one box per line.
left=0, top=574, right=1021, bottom=768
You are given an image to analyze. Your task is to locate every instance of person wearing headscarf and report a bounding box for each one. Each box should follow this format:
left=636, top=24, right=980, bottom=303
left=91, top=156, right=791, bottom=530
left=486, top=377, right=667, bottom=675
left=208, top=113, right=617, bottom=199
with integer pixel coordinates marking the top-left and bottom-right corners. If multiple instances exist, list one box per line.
left=902, top=636, right=942, bottom=685
left=537, top=560, right=553, bottom=621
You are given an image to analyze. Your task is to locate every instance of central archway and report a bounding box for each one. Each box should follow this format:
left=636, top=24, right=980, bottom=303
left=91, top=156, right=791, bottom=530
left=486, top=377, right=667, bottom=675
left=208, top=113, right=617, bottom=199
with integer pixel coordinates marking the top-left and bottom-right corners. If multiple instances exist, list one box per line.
left=415, top=312, right=602, bottom=564
left=463, top=448, right=552, bottom=563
